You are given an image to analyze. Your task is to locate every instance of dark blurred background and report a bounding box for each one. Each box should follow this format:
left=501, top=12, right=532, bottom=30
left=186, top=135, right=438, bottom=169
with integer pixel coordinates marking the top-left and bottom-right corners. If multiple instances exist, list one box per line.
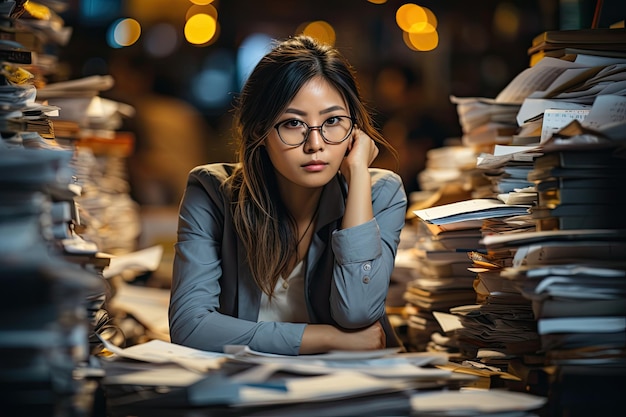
left=52, top=0, right=625, bottom=202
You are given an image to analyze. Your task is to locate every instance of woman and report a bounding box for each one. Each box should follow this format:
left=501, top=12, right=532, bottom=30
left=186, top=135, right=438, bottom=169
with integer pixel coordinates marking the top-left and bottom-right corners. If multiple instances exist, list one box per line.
left=169, top=35, right=407, bottom=355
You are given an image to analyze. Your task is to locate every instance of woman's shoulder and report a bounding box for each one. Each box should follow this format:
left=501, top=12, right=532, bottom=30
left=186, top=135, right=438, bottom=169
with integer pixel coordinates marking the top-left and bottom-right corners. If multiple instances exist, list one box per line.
left=368, top=167, right=403, bottom=188
left=190, top=162, right=239, bottom=180
left=368, top=167, right=407, bottom=205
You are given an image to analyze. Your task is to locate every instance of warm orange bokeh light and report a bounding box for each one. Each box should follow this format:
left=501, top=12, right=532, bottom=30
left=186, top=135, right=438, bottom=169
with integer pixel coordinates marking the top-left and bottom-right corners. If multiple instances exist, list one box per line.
left=184, top=13, right=217, bottom=45
left=407, top=26, right=438, bottom=51
left=396, top=3, right=427, bottom=32
left=186, top=3, right=218, bottom=21
left=300, top=20, right=336, bottom=46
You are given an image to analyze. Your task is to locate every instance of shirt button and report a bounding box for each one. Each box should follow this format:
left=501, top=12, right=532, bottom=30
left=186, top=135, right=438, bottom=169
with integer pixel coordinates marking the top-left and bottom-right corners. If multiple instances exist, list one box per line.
left=363, top=263, right=372, bottom=271
left=363, top=276, right=370, bottom=284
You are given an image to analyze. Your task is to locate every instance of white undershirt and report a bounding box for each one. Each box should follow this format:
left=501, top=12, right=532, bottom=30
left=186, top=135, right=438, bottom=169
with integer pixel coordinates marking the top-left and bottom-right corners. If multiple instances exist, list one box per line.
left=257, top=260, right=310, bottom=323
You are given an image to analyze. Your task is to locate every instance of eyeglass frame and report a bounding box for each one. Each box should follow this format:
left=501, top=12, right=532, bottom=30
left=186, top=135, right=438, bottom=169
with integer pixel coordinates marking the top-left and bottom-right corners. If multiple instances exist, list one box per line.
left=273, top=115, right=356, bottom=147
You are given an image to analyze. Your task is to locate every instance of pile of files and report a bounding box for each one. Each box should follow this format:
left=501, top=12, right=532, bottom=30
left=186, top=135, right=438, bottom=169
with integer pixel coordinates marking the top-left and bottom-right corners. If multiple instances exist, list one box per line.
left=406, top=199, right=530, bottom=354
left=474, top=113, right=626, bottom=413
left=0, top=149, right=105, bottom=414
left=528, top=136, right=626, bottom=231
left=0, top=1, right=137, bottom=412
left=416, top=144, right=487, bottom=198
left=450, top=96, right=521, bottom=150
left=482, top=223, right=626, bottom=414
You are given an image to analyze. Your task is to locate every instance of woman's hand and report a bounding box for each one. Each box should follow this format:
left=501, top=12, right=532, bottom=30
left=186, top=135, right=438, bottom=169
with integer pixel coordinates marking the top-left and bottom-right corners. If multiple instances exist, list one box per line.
left=340, top=128, right=379, bottom=185
left=300, top=322, right=386, bottom=354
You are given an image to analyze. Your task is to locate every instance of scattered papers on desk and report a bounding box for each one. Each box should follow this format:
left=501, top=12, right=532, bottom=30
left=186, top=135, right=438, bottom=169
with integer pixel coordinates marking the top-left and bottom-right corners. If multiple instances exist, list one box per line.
left=225, top=344, right=400, bottom=360
left=101, top=338, right=226, bottom=373
left=411, top=388, right=547, bottom=415
left=236, top=371, right=412, bottom=407
left=99, top=339, right=452, bottom=408
left=225, top=345, right=451, bottom=379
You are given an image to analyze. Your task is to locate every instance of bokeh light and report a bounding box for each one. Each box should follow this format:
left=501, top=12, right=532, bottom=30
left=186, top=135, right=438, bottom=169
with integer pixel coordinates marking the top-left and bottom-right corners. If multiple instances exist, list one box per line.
left=189, top=0, right=214, bottom=5
left=396, top=3, right=427, bottom=32
left=144, top=23, right=179, bottom=58
left=396, top=3, right=439, bottom=52
left=300, top=20, right=336, bottom=46
left=494, top=2, right=520, bottom=39
left=184, top=13, right=217, bottom=45
left=186, top=3, right=218, bottom=21
left=407, top=27, right=438, bottom=51
left=107, top=18, right=141, bottom=48
left=237, top=33, right=272, bottom=88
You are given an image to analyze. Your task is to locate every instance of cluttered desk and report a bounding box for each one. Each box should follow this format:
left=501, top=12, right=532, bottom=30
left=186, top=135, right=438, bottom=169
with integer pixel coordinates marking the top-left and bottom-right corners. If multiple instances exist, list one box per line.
left=97, top=338, right=548, bottom=417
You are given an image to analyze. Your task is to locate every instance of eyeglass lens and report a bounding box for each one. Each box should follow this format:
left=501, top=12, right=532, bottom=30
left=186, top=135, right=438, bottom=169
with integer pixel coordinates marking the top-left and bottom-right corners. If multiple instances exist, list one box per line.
left=278, top=116, right=353, bottom=145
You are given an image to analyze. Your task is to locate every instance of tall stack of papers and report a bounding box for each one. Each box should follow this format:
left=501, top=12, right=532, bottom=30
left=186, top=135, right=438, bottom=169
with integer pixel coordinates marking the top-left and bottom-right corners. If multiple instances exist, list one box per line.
left=0, top=149, right=105, bottom=414
left=406, top=199, right=531, bottom=355
left=450, top=96, right=521, bottom=149
left=0, top=2, right=142, bottom=413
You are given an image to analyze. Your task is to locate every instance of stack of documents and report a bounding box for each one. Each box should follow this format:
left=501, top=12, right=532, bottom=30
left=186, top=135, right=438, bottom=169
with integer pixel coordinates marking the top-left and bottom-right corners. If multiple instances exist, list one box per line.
left=0, top=149, right=105, bottom=413
left=476, top=144, right=542, bottom=207
left=405, top=199, right=530, bottom=353
left=450, top=96, right=520, bottom=148
left=484, top=229, right=626, bottom=368
left=416, top=145, right=480, bottom=192
left=528, top=125, right=626, bottom=231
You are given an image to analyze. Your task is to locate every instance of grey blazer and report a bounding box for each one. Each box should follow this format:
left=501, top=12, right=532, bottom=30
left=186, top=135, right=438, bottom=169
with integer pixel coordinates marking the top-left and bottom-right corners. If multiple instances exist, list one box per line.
left=169, top=163, right=407, bottom=355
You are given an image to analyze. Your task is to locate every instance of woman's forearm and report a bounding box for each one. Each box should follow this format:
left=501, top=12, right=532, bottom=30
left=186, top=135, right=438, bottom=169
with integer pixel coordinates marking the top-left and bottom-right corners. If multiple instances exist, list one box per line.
left=341, top=164, right=373, bottom=229
left=299, top=322, right=385, bottom=354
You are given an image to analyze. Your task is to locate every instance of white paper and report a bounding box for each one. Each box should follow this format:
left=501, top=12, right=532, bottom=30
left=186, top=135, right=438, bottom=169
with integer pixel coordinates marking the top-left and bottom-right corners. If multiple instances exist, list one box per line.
left=411, top=389, right=547, bottom=413
left=103, top=245, right=163, bottom=278
left=101, top=338, right=226, bottom=373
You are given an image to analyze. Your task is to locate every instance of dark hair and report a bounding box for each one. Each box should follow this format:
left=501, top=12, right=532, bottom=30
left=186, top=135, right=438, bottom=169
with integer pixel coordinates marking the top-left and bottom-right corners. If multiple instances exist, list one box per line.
left=228, top=35, right=395, bottom=295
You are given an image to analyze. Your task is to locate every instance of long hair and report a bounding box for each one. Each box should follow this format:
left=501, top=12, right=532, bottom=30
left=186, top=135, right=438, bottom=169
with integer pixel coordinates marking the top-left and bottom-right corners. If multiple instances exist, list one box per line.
left=228, top=35, right=396, bottom=296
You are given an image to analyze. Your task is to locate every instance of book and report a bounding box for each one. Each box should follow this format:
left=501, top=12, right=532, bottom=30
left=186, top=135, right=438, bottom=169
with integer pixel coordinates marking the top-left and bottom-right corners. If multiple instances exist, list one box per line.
left=528, top=28, right=626, bottom=55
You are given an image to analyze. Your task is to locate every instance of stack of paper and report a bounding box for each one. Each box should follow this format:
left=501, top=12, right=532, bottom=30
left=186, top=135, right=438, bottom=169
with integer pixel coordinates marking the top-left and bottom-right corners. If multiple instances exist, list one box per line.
left=404, top=199, right=531, bottom=353
left=450, top=96, right=520, bottom=148
left=528, top=146, right=626, bottom=231
left=416, top=144, right=483, bottom=197
left=0, top=149, right=105, bottom=413
left=484, top=229, right=626, bottom=368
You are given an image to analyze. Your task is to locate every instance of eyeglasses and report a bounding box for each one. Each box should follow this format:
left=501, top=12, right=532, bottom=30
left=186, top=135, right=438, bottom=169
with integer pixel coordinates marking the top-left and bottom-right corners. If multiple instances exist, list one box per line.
left=273, top=116, right=355, bottom=147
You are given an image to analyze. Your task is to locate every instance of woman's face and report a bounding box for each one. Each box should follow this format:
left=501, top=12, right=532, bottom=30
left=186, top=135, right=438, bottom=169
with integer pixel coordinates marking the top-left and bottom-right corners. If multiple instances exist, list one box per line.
left=264, top=76, right=352, bottom=191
